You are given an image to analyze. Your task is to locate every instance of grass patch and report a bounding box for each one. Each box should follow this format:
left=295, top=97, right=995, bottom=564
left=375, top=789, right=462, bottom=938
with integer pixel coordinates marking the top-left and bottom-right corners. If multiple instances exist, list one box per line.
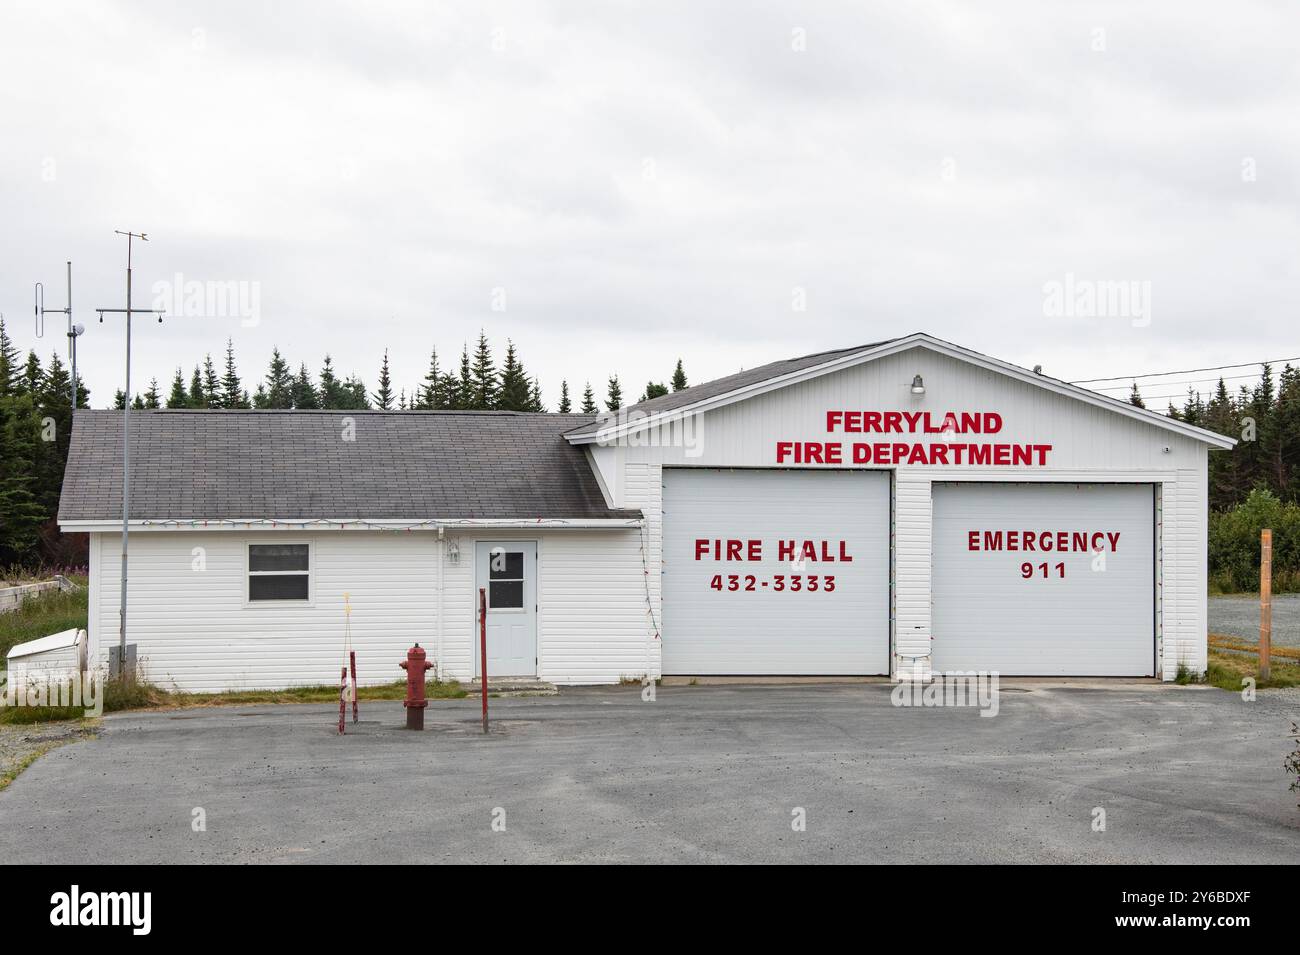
left=1174, top=663, right=1203, bottom=685
left=1205, top=648, right=1300, bottom=691
left=0, top=743, right=56, bottom=791
left=0, top=676, right=468, bottom=724
left=0, top=579, right=88, bottom=660
left=101, top=677, right=468, bottom=710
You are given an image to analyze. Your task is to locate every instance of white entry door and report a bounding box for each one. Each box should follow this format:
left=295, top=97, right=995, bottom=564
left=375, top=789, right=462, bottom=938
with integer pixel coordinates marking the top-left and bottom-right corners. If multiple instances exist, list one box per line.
left=474, top=541, right=537, bottom=677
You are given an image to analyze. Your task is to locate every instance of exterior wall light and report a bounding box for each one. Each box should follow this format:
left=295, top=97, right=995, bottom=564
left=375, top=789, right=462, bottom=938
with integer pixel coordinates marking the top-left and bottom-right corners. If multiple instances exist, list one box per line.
left=910, top=374, right=926, bottom=396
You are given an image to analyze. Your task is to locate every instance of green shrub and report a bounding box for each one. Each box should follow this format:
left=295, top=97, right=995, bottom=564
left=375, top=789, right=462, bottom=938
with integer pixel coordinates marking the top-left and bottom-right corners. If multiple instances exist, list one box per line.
left=1208, top=488, right=1300, bottom=593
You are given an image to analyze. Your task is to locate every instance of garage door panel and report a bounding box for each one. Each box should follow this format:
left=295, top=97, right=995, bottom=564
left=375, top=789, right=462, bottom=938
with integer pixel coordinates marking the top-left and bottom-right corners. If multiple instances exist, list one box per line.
left=662, top=469, right=890, bottom=675
left=932, top=483, right=1154, bottom=676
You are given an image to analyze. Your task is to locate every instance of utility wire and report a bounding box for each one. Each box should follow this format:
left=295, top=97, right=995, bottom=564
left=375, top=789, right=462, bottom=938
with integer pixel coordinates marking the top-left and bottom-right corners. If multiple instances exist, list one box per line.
left=1089, top=371, right=1268, bottom=393
left=1071, top=356, right=1300, bottom=385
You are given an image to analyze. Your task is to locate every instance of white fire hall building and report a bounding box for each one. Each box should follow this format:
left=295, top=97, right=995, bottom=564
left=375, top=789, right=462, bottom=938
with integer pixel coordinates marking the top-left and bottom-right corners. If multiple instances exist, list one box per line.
left=59, top=333, right=1235, bottom=692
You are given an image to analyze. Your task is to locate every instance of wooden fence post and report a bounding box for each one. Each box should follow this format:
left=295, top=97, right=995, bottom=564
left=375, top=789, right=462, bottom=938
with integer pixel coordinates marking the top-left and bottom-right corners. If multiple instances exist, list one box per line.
left=1260, top=528, right=1272, bottom=682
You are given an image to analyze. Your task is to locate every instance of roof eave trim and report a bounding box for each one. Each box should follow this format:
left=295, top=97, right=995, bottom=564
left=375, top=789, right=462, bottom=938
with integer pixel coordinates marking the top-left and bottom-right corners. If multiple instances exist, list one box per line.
left=58, top=516, right=644, bottom=532
left=565, top=332, right=1238, bottom=450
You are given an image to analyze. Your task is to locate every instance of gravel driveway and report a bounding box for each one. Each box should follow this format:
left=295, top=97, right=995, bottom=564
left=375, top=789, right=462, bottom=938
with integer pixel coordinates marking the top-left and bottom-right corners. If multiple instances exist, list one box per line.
left=1, top=684, right=1296, bottom=864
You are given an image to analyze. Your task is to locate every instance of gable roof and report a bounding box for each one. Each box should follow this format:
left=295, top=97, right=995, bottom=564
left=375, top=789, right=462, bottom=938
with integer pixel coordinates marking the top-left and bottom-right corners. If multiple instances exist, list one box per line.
left=59, top=410, right=641, bottom=526
left=563, top=340, right=898, bottom=439
left=565, top=332, right=1237, bottom=450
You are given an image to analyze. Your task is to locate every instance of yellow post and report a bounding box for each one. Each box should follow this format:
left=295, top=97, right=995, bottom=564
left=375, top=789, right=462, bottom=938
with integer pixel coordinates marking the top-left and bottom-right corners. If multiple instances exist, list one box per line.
left=1260, top=529, right=1272, bottom=682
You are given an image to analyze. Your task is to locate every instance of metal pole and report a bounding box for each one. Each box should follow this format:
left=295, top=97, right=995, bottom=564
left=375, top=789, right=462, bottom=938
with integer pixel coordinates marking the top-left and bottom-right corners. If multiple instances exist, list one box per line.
left=96, top=232, right=161, bottom=684
left=66, top=261, right=75, bottom=409
left=119, top=241, right=132, bottom=682
left=479, top=587, right=489, bottom=733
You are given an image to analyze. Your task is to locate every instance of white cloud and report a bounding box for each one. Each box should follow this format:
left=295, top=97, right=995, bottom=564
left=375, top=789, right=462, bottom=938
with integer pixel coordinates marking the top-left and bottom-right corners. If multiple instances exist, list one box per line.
left=1, top=0, right=1296, bottom=406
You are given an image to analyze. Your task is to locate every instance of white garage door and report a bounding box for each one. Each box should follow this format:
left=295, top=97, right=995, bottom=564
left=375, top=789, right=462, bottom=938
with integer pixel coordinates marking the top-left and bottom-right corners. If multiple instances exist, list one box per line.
left=932, top=483, right=1155, bottom=676
left=662, top=469, right=891, bottom=674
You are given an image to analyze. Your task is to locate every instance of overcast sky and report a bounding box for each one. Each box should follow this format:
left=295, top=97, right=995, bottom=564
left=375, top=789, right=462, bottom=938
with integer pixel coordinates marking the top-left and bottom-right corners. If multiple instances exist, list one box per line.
left=2, top=1, right=1296, bottom=409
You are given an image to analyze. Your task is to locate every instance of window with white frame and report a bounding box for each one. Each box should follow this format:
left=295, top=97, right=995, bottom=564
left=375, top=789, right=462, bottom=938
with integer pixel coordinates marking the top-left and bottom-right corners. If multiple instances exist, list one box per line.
left=248, top=543, right=310, bottom=601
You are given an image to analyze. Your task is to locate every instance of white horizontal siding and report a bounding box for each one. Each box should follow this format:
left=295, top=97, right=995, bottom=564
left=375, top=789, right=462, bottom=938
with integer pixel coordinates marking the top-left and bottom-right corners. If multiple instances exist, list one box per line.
left=91, top=531, right=438, bottom=693
left=89, top=526, right=649, bottom=692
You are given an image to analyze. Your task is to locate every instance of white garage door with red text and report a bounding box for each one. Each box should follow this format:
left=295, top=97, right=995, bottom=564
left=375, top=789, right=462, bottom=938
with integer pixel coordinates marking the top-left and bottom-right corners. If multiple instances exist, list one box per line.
left=931, top=482, right=1155, bottom=676
left=662, top=468, right=891, bottom=675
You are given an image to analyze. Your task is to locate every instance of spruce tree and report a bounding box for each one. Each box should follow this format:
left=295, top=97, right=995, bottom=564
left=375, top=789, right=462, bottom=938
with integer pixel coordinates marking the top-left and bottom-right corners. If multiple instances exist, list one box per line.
left=167, top=368, right=189, bottom=408
left=0, top=315, right=19, bottom=397
left=528, top=379, right=544, bottom=413
left=20, top=351, right=41, bottom=395
left=264, top=347, right=293, bottom=409
left=346, top=376, right=370, bottom=409
left=640, top=381, right=668, bottom=402
left=0, top=392, right=46, bottom=562
left=202, top=354, right=220, bottom=406
left=470, top=332, right=496, bottom=410
left=143, top=378, right=162, bottom=409
left=435, top=371, right=459, bottom=412
left=1128, top=382, right=1145, bottom=408
left=558, top=380, right=572, bottom=413
left=36, top=353, right=73, bottom=513
left=372, top=350, right=395, bottom=410
left=319, top=355, right=344, bottom=409
left=457, top=345, right=474, bottom=410
left=292, top=364, right=320, bottom=409
left=671, top=359, right=687, bottom=392
left=189, top=366, right=206, bottom=408
left=220, top=340, right=246, bottom=409
left=606, top=374, right=623, bottom=412
left=580, top=381, right=598, bottom=414
left=417, top=349, right=441, bottom=410
left=497, top=341, right=531, bottom=411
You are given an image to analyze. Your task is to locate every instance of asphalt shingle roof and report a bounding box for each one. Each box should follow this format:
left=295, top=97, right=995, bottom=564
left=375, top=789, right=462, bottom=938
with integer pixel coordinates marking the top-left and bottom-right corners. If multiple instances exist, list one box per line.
left=59, top=410, right=641, bottom=523
left=564, top=339, right=899, bottom=438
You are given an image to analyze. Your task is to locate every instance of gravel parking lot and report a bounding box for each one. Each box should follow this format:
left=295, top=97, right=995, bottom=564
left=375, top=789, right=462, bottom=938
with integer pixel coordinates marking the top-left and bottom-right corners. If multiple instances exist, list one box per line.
left=1210, top=594, right=1300, bottom=648
left=1, top=683, right=1297, bottom=864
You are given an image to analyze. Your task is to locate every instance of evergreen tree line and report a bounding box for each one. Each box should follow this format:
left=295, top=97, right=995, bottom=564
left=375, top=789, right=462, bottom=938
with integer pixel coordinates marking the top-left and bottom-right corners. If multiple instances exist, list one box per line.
left=1133, top=364, right=1300, bottom=591
left=0, top=318, right=689, bottom=567
left=112, top=331, right=690, bottom=416
left=0, top=317, right=89, bottom=566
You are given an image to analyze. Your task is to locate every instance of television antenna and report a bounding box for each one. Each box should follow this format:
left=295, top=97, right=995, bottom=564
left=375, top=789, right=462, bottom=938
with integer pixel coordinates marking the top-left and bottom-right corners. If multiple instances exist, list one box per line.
left=35, top=261, right=84, bottom=408
left=95, top=230, right=165, bottom=682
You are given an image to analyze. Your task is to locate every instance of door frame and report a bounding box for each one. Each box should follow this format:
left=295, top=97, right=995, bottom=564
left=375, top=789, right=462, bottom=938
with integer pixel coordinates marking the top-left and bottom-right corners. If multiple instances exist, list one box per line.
left=472, top=538, right=540, bottom=678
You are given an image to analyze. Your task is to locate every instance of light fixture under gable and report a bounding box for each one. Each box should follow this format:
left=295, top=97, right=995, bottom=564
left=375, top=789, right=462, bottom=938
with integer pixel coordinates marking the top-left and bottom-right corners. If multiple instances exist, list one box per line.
left=910, top=374, right=926, bottom=396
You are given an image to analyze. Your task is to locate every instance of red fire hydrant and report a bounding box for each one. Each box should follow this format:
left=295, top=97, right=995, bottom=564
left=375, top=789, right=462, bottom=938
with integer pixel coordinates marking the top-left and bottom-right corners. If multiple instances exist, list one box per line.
left=400, top=643, right=433, bottom=730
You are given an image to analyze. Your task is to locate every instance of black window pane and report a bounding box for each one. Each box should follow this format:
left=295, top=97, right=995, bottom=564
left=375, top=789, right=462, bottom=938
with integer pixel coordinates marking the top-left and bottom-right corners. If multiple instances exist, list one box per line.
left=488, top=551, right=524, bottom=580
left=249, top=574, right=309, bottom=601
left=249, top=544, right=309, bottom=572
left=489, top=580, right=523, bottom=608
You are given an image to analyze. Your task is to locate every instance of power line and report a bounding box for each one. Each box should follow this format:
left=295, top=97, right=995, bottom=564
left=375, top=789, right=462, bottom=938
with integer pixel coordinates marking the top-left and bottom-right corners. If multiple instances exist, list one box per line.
left=1071, top=356, right=1300, bottom=385
left=1089, top=371, right=1267, bottom=393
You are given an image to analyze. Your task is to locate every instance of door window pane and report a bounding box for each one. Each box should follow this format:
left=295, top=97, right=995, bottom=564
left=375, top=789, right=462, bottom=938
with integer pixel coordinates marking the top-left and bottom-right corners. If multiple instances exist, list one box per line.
left=489, top=580, right=524, bottom=609
left=488, top=551, right=524, bottom=580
